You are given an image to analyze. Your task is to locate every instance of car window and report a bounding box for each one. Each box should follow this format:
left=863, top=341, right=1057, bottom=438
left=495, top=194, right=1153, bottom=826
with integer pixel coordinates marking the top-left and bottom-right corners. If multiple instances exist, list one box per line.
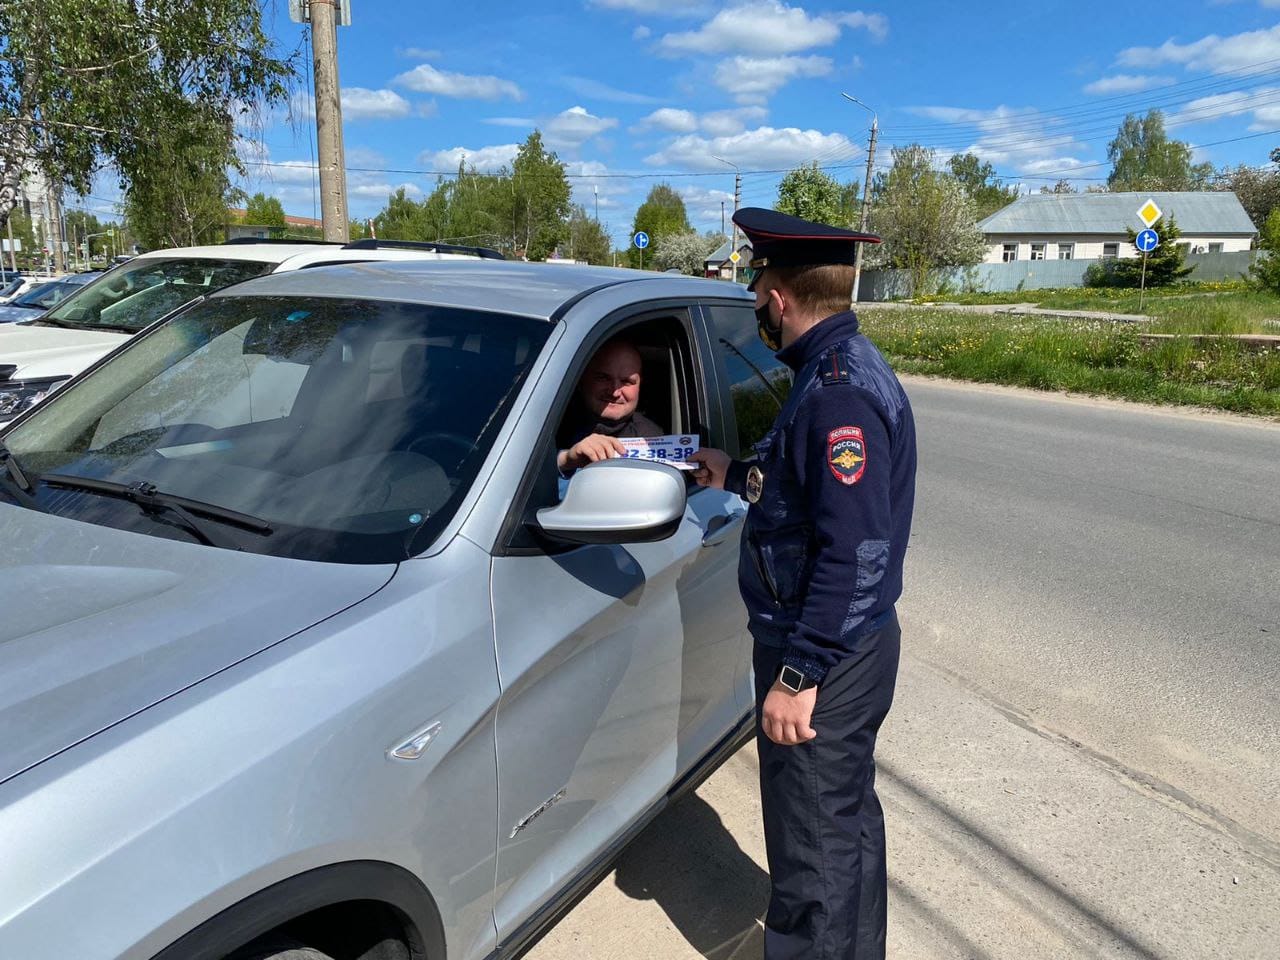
left=38, top=257, right=275, bottom=333
left=705, top=302, right=792, bottom=456
left=5, top=294, right=550, bottom=563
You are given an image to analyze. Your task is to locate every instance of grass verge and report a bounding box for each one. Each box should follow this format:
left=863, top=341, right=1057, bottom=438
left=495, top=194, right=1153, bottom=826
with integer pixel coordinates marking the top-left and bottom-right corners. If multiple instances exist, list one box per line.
left=860, top=306, right=1280, bottom=418
left=915, top=282, right=1280, bottom=336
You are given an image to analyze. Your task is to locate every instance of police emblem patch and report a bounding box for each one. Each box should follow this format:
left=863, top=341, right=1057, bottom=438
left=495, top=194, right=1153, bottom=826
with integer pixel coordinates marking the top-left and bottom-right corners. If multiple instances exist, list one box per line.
left=827, top=426, right=866, bottom=485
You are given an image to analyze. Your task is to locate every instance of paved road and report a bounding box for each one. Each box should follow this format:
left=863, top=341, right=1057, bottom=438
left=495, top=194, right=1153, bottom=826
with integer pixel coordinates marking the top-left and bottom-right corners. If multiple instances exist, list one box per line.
left=530, top=379, right=1280, bottom=959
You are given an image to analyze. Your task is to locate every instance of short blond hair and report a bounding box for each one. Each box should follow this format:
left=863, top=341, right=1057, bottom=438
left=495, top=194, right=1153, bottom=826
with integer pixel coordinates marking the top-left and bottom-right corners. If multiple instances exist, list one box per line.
left=766, top=263, right=856, bottom=317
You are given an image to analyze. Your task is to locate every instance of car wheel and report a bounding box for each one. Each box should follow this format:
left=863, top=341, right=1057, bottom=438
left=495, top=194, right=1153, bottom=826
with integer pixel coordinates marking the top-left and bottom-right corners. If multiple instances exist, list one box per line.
left=227, top=937, right=334, bottom=960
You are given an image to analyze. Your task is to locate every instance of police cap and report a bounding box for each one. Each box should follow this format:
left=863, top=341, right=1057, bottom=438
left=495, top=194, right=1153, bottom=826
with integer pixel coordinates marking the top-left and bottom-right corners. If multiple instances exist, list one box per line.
left=732, top=206, right=880, bottom=290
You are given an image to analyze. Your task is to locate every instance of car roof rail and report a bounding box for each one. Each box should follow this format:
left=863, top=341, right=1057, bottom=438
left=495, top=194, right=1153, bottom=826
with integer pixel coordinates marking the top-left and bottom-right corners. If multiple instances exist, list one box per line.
left=340, top=238, right=506, bottom=260
left=221, top=237, right=341, bottom=246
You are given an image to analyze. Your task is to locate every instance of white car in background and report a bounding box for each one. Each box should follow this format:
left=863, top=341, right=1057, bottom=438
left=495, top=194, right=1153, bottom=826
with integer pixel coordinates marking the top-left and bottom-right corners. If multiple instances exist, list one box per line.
left=0, top=238, right=503, bottom=422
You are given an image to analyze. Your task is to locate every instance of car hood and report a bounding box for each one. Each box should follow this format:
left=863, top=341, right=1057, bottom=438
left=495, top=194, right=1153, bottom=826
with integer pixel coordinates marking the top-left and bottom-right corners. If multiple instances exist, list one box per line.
left=0, top=506, right=396, bottom=786
left=0, top=324, right=127, bottom=380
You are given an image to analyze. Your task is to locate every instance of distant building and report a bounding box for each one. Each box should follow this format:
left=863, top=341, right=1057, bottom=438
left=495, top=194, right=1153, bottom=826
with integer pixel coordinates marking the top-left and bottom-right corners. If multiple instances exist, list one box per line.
left=977, top=191, right=1256, bottom=264
left=226, top=208, right=323, bottom=240
left=704, top=238, right=753, bottom=279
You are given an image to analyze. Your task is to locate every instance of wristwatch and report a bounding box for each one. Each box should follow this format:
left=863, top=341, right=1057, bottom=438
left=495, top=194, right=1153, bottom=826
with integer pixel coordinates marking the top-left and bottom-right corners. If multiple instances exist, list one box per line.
left=777, top=664, right=817, bottom=693
left=744, top=465, right=764, bottom=504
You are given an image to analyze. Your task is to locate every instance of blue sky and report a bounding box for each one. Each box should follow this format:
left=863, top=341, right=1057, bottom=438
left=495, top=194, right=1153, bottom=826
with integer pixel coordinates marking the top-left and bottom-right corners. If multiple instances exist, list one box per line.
left=91, top=1, right=1280, bottom=245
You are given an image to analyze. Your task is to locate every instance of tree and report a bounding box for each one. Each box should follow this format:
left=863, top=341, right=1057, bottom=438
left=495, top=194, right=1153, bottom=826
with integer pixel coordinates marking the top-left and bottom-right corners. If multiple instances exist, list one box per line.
left=244, top=192, right=287, bottom=229
left=565, top=206, right=611, bottom=264
left=630, top=184, right=691, bottom=268
left=775, top=162, right=851, bottom=224
left=652, top=230, right=718, bottom=275
left=1084, top=212, right=1194, bottom=287
left=870, top=144, right=986, bottom=296
left=0, top=0, right=295, bottom=231
left=122, top=114, right=243, bottom=249
left=1248, top=209, right=1280, bottom=292
left=1106, top=111, right=1213, bottom=192
left=1041, top=179, right=1076, bottom=195
left=510, top=131, right=571, bottom=260
left=1218, top=162, right=1280, bottom=233
left=947, top=152, right=1020, bottom=220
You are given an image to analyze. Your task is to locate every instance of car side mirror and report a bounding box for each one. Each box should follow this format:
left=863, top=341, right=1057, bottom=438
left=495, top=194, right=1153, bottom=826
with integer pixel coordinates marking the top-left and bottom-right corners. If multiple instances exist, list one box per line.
left=535, top=458, right=686, bottom=545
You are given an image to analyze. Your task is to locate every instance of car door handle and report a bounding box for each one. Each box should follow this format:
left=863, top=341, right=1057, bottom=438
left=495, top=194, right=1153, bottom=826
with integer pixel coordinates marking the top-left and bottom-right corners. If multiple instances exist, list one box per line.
left=702, top=511, right=745, bottom=548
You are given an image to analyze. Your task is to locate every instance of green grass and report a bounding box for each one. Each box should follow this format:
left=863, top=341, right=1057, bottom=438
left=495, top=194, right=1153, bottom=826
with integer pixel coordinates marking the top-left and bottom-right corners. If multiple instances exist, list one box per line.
left=914, top=282, right=1280, bottom=336
left=860, top=307, right=1280, bottom=418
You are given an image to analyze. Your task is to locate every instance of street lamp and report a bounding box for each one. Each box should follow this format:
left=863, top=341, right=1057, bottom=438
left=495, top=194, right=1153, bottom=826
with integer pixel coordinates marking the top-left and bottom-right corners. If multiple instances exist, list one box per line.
left=842, top=92, right=879, bottom=306
left=712, top=155, right=741, bottom=283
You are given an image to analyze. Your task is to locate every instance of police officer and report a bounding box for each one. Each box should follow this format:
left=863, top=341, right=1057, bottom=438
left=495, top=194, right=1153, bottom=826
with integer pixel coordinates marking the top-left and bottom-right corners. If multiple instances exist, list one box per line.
left=689, top=207, right=917, bottom=960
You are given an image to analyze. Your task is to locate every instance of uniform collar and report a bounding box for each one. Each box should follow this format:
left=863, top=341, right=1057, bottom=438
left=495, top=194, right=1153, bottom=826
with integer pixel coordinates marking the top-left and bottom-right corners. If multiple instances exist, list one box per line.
left=776, top=311, right=860, bottom=371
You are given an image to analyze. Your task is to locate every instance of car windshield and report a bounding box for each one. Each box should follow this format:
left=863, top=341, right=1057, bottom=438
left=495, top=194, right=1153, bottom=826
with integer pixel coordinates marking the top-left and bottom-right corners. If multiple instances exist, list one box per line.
left=37, top=257, right=274, bottom=333
left=2, top=294, right=550, bottom=563
left=14, top=278, right=86, bottom=309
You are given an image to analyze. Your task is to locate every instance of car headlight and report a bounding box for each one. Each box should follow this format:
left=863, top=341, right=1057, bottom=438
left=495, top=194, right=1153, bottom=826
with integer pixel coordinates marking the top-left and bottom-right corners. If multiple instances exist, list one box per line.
left=0, top=377, right=70, bottom=420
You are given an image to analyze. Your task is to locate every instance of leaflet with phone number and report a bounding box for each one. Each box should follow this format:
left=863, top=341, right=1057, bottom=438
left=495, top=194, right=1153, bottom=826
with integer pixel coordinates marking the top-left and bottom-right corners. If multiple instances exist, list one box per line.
left=618, top=434, right=700, bottom=470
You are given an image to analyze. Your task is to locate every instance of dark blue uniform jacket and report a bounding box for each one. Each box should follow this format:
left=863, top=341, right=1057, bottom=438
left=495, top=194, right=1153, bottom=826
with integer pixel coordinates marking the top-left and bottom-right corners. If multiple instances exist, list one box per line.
left=724, top=311, right=916, bottom=685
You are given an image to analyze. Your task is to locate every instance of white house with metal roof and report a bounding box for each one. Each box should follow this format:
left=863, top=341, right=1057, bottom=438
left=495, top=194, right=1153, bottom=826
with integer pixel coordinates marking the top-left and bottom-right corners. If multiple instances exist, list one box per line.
left=703, top=238, right=753, bottom=279
left=977, top=191, right=1256, bottom=265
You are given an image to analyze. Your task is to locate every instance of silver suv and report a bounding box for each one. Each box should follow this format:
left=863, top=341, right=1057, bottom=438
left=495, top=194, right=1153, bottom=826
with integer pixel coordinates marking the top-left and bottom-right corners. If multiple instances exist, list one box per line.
left=0, top=260, right=789, bottom=960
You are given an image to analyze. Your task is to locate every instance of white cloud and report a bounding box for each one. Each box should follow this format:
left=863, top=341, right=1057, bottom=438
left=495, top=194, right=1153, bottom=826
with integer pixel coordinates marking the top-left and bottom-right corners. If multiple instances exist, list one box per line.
left=290, top=88, right=415, bottom=121
left=633, top=25, right=651, bottom=40
left=561, top=75, right=661, bottom=104
left=345, top=146, right=388, bottom=168
left=699, top=106, right=769, bottom=136
left=341, top=88, right=413, bottom=120
left=714, top=55, right=833, bottom=104
left=645, top=125, right=855, bottom=170
left=1166, top=86, right=1280, bottom=130
left=903, top=104, right=1091, bottom=180
left=634, top=108, right=700, bottom=133
left=564, top=160, right=632, bottom=212
left=1117, top=24, right=1280, bottom=73
left=420, top=144, right=520, bottom=173
left=393, top=64, right=523, bottom=101
left=350, top=182, right=422, bottom=200
left=675, top=184, right=736, bottom=229
left=1083, top=74, right=1176, bottom=95
left=659, top=1, right=886, bottom=56
left=545, top=106, right=619, bottom=148
left=397, top=47, right=440, bottom=60
left=483, top=116, right=537, bottom=127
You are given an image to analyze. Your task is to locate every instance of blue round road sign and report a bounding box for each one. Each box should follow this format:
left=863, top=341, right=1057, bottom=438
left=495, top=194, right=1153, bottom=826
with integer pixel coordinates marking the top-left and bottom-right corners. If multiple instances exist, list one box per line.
left=633, top=231, right=650, bottom=250
left=1136, top=229, right=1159, bottom=253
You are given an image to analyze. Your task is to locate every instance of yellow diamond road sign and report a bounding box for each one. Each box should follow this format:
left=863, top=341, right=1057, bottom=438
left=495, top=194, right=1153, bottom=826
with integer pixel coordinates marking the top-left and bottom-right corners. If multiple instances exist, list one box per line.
left=729, top=250, right=741, bottom=264
left=1138, top=199, right=1163, bottom=228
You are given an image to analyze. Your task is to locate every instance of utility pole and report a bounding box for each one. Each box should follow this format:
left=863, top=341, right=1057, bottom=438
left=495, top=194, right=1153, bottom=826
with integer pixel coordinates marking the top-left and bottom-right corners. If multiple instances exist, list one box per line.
left=46, top=187, right=65, bottom=274
left=594, top=183, right=599, bottom=223
left=309, top=0, right=349, bottom=241
left=5, top=216, right=16, bottom=274
left=842, top=93, right=877, bottom=306
left=713, top=156, right=741, bottom=283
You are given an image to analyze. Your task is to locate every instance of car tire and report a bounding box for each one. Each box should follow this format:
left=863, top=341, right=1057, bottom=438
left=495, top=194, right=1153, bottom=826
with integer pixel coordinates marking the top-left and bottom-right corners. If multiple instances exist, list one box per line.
left=227, top=937, right=334, bottom=960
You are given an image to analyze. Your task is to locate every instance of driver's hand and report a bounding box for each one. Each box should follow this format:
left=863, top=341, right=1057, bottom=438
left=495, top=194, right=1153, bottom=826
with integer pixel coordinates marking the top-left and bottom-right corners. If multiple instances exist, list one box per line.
left=557, top=433, right=626, bottom=473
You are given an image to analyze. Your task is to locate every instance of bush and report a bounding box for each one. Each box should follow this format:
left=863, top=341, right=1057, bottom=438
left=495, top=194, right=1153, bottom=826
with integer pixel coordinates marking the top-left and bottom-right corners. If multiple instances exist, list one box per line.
left=1249, top=210, right=1280, bottom=293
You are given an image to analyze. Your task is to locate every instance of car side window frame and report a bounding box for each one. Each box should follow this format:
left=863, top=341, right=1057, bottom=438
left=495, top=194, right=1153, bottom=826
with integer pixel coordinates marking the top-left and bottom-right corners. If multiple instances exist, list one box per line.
left=698, top=298, right=792, bottom=460
left=495, top=301, right=712, bottom=557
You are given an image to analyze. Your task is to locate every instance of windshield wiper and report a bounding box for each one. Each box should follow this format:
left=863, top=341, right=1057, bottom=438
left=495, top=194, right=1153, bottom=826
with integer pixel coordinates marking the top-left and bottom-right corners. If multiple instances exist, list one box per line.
left=41, top=474, right=272, bottom=549
left=0, top=441, right=43, bottom=511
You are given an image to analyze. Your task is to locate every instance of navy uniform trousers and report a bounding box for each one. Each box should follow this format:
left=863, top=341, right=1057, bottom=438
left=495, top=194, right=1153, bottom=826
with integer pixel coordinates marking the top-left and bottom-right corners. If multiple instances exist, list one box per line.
left=752, top=612, right=901, bottom=960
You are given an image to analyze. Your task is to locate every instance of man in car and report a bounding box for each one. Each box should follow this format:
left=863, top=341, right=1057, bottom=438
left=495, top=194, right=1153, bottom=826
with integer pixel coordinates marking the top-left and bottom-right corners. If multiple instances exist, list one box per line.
left=555, top=337, right=664, bottom=474
left=689, top=208, right=917, bottom=960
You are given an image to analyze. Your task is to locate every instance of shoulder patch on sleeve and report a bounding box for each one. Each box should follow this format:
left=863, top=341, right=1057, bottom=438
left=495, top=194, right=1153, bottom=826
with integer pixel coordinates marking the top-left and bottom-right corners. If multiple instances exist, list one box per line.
left=827, top=426, right=866, bottom=484
left=820, top=349, right=851, bottom=385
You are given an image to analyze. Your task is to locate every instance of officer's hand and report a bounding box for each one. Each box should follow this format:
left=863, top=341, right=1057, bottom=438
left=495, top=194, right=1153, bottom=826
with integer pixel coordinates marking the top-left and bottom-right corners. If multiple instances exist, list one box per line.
left=762, top=683, right=818, bottom=745
left=558, top=433, right=626, bottom=472
left=688, top=448, right=730, bottom=489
